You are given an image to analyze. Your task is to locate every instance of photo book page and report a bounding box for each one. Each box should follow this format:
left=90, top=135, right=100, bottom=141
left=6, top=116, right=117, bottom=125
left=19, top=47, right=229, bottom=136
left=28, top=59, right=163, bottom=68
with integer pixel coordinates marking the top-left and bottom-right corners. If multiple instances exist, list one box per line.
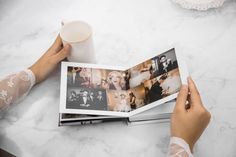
left=59, top=48, right=188, bottom=117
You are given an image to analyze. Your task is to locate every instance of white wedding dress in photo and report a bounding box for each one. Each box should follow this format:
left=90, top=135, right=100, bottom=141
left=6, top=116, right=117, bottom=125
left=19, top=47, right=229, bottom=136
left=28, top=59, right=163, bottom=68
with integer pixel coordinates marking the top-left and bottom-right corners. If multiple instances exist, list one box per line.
left=161, top=75, right=182, bottom=94
left=172, top=0, right=226, bottom=10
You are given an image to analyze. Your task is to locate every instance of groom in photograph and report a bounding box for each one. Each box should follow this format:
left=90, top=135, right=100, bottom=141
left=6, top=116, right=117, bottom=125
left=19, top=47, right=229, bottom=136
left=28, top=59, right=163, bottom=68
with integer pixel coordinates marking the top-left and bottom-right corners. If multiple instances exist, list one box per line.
left=158, top=55, right=173, bottom=75
left=95, top=91, right=107, bottom=110
left=147, top=75, right=167, bottom=103
left=79, top=90, right=91, bottom=107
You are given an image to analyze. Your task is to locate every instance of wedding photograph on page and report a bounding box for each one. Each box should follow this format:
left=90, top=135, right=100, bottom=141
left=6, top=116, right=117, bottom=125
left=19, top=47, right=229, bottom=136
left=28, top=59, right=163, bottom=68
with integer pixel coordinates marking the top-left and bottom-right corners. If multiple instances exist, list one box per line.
left=59, top=48, right=188, bottom=117
left=60, top=63, right=131, bottom=117
left=129, top=48, right=179, bottom=88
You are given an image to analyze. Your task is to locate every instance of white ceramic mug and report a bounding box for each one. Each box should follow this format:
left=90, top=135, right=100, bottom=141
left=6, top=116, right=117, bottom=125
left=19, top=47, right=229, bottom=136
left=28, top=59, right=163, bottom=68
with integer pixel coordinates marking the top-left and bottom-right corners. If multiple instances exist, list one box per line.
left=60, top=20, right=95, bottom=63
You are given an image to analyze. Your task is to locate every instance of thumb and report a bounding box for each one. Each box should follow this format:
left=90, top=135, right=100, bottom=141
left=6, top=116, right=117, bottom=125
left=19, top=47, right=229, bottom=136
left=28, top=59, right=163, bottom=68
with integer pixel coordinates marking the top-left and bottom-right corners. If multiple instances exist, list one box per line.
left=52, top=44, right=71, bottom=63
left=187, top=77, right=203, bottom=107
left=174, top=84, right=189, bottom=112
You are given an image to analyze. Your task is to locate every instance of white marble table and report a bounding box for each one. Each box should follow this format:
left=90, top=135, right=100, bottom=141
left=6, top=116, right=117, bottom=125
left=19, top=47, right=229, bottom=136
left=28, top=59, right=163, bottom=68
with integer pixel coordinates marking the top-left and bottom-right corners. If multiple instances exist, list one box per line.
left=1, top=0, right=236, bottom=156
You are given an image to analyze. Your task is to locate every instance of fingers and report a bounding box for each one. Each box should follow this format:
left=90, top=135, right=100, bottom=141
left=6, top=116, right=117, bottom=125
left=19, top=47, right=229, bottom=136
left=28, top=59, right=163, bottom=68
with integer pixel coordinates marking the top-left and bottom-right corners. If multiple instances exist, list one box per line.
left=51, top=35, right=63, bottom=53
left=188, top=77, right=202, bottom=106
left=51, top=44, right=71, bottom=64
left=175, top=85, right=189, bottom=112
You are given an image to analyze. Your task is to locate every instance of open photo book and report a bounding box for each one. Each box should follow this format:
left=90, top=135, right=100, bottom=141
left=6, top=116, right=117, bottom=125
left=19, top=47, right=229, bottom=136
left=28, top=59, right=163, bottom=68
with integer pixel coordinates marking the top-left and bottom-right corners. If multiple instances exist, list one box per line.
left=59, top=47, right=188, bottom=125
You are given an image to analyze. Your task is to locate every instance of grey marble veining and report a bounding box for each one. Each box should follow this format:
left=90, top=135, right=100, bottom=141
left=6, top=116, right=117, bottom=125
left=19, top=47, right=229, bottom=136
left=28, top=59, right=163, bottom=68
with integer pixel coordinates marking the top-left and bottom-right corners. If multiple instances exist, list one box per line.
left=0, top=0, right=236, bottom=156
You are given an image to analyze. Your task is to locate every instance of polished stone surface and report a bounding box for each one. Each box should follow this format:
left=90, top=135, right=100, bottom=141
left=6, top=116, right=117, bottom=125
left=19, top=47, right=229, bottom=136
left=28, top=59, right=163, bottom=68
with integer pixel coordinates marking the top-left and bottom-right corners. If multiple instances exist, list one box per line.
left=0, top=0, right=236, bottom=156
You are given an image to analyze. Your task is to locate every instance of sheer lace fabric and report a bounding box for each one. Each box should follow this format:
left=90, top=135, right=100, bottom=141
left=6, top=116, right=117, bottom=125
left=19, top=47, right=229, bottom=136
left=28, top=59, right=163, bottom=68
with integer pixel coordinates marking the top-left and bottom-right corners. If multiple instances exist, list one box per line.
left=0, top=69, right=35, bottom=109
left=168, top=137, right=193, bottom=157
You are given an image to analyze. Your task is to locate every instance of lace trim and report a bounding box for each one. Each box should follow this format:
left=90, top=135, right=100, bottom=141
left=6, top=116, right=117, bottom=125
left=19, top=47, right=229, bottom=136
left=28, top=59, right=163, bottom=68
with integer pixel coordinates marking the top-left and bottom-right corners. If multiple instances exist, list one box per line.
left=14, top=69, right=36, bottom=104
left=169, top=137, right=193, bottom=157
left=24, top=69, right=36, bottom=88
left=172, top=0, right=226, bottom=10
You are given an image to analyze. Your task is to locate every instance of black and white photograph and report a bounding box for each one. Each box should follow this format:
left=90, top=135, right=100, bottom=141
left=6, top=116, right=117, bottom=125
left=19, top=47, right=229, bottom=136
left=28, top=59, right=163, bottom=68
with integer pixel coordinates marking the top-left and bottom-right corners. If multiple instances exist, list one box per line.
left=156, top=48, right=178, bottom=76
left=66, top=87, right=108, bottom=111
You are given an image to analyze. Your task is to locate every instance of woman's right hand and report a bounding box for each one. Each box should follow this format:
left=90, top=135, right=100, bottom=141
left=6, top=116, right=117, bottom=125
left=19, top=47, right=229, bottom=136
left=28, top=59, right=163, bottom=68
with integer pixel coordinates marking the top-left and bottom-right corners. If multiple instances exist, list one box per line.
left=29, top=36, right=71, bottom=84
left=171, top=77, right=211, bottom=152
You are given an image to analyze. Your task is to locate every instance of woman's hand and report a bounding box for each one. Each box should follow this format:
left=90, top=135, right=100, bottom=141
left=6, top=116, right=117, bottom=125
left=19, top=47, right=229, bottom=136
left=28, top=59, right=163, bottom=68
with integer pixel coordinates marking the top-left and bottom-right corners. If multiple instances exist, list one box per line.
left=29, top=36, right=71, bottom=83
left=171, top=77, right=211, bottom=152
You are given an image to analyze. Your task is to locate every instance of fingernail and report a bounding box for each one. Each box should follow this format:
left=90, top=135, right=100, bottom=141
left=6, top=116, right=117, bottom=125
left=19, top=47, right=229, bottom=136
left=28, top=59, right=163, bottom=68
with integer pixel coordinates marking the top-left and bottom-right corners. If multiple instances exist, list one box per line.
left=64, top=44, right=71, bottom=56
left=64, top=44, right=71, bottom=50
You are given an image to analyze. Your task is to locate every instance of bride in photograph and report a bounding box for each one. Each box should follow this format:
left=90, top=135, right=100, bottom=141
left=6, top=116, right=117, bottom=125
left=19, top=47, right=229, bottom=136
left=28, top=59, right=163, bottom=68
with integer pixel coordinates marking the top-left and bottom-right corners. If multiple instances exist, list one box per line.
left=114, top=93, right=131, bottom=112
left=107, top=71, right=126, bottom=90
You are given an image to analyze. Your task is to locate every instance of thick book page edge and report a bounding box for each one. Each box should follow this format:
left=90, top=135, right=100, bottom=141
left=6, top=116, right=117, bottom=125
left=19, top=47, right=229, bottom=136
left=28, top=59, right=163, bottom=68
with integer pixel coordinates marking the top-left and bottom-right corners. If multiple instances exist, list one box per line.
left=60, top=113, right=122, bottom=121
left=127, top=118, right=170, bottom=126
left=128, top=100, right=175, bottom=121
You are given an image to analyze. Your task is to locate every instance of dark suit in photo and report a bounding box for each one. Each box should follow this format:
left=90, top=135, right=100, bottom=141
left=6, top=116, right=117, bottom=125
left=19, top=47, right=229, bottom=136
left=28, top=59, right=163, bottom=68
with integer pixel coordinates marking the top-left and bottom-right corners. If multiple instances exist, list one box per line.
left=158, top=61, right=173, bottom=75
left=148, top=81, right=163, bottom=103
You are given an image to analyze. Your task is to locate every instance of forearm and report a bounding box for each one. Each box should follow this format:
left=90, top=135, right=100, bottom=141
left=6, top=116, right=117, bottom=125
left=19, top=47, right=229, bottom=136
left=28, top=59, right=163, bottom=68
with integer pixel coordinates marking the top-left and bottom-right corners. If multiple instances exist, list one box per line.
left=0, top=69, right=35, bottom=109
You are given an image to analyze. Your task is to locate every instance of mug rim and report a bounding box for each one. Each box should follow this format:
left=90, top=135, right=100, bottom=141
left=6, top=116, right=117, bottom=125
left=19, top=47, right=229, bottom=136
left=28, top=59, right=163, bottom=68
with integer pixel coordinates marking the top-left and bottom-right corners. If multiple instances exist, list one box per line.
left=60, top=20, right=92, bottom=43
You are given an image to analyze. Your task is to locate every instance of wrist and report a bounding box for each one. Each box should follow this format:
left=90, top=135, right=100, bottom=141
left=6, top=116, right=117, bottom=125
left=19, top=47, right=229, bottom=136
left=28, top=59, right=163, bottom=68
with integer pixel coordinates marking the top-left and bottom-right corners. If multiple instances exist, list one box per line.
left=171, top=133, right=194, bottom=152
left=178, top=136, right=194, bottom=152
left=186, top=140, right=194, bottom=153
left=29, top=65, right=40, bottom=84
left=24, top=69, right=36, bottom=87
left=170, top=137, right=194, bottom=157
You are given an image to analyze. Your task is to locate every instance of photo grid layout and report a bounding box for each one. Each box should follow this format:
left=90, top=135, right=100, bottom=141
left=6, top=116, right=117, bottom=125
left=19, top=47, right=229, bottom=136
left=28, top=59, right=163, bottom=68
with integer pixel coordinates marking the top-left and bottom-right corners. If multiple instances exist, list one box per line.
left=65, top=48, right=182, bottom=117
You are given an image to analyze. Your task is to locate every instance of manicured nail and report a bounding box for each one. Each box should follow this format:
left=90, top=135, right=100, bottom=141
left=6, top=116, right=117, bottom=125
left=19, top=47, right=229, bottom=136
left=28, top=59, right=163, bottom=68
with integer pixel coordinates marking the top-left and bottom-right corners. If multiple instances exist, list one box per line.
left=64, top=44, right=69, bottom=48
left=64, top=44, right=71, bottom=51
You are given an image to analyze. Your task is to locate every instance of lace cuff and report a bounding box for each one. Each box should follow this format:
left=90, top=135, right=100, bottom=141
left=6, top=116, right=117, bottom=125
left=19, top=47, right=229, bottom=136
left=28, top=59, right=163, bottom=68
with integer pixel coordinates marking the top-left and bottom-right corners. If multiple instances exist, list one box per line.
left=23, top=69, right=36, bottom=89
left=167, top=137, right=193, bottom=157
left=0, top=69, right=35, bottom=109
left=172, top=0, right=226, bottom=10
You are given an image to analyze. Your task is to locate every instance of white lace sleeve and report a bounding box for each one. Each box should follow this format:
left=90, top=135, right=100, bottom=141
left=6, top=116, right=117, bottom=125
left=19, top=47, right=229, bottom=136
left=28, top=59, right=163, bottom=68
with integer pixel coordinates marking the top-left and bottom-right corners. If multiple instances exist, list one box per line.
left=0, top=69, right=35, bottom=109
left=167, top=137, right=193, bottom=157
